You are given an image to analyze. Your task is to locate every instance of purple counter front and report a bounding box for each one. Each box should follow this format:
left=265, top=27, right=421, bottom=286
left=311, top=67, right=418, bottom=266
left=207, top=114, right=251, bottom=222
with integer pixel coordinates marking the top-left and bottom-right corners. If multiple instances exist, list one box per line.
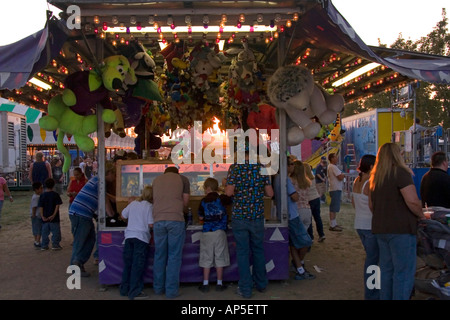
left=97, top=226, right=290, bottom=285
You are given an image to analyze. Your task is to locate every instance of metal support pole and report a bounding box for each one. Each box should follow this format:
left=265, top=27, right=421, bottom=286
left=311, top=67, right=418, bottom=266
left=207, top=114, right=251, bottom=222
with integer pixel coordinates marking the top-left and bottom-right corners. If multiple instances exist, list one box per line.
left=277, top=31, right=288, bottom=225
left=95, top=38, right=106, bottom=230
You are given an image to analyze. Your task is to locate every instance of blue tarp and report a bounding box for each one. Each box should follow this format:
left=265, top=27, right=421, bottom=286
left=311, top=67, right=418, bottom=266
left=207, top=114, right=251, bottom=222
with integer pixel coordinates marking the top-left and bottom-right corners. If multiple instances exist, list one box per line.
left=0, top=18, right=68, bottom=90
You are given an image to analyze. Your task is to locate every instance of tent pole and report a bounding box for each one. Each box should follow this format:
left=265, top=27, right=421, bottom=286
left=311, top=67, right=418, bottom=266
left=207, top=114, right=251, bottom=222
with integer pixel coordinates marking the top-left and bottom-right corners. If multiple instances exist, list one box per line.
left=277, top=31, right=288, bottom=225
left=96, top=38, right=106, bottom=230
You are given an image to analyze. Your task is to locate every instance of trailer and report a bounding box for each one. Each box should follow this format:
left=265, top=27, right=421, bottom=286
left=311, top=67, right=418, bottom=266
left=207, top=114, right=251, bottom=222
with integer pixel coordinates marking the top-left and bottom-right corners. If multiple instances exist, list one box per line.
left=341, top=108, right=414, bottom=166
left=0, top=111, right=27, bottom=176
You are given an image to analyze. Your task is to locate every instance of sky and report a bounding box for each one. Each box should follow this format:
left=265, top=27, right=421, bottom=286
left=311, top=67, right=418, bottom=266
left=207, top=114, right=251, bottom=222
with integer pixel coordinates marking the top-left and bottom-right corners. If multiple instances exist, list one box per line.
left=0, top=0, right=448, bottom=46
left=332, top=0, right=449, bottom=46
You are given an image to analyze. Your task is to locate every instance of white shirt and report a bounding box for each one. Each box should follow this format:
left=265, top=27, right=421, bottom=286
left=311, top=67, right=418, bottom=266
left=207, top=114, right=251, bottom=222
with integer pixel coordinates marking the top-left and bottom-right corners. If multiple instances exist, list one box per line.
left=353, top=180, right=372, bottom=230
left=30, top=193, right=41, bottom=218
left=327, top=163, right=343, bottom=191
left=122, top=200, right=154, bottom=243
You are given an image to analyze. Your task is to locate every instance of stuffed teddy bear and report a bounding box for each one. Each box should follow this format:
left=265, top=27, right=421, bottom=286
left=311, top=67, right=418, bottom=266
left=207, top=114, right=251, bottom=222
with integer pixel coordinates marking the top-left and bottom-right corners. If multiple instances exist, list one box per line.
left=267, top=65, right=344, bottom=146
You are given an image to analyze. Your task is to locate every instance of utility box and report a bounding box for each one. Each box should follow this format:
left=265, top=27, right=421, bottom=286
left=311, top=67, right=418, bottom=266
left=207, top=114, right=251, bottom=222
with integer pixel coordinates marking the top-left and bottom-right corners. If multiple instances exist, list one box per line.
left=0, top=111, right=27, bottom=174
left=341, top=108, right=413, bottom=164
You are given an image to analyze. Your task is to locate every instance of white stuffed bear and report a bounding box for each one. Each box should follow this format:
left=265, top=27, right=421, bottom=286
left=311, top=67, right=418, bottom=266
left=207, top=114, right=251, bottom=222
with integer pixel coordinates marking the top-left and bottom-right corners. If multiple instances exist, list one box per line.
left=268, top=65, right=344, bottom=145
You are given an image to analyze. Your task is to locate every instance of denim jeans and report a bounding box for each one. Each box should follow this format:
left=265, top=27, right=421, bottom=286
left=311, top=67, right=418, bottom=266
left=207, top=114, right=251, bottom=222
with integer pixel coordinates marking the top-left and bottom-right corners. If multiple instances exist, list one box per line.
left=153, top=220, right=185, bottom=298
left=357, top=229, right=380, bottom=300
left=308, top=197, right=325, bottom=239
left=120, top=237, right=149, bottom=299
left=231, top=218, right=267, bottom=297
left=41, top=222, right=61, bottom=248
left=70, top=214, right=96, bottom=266
left=376, top=233, right=416, bottom=300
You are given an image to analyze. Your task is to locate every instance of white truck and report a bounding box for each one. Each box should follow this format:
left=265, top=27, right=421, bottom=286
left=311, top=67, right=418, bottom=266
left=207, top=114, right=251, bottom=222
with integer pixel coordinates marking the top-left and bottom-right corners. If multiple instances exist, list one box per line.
left=0, top=111, right=27, bottom=174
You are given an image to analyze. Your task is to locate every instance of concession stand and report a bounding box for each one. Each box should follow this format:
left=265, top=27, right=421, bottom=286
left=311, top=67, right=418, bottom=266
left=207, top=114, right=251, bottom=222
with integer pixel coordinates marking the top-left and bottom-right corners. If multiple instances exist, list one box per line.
left=1, top=0, right=449, bottom=285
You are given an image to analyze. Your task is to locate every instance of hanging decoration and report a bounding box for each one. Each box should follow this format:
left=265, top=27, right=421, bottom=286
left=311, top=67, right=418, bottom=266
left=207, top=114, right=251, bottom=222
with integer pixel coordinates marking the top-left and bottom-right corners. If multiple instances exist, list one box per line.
left=38, top=55, right=137, bottom=172
left=225, top=41, right=265, bottom=111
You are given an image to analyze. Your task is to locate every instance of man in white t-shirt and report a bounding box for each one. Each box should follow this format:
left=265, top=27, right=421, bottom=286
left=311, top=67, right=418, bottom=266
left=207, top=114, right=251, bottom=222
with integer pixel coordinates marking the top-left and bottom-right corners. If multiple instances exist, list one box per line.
left=327, top=153, right=345, bottom=231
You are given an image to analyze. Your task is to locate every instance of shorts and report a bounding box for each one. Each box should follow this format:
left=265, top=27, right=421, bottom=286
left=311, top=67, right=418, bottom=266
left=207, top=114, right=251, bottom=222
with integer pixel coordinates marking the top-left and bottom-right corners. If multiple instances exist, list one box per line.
left=199, top=230, right=230, bottom=268
left=31, top=216, right=43, bottom=236
left=329, top=190, right=342, bottom=213
left=288, top=216, right=312, bottom=249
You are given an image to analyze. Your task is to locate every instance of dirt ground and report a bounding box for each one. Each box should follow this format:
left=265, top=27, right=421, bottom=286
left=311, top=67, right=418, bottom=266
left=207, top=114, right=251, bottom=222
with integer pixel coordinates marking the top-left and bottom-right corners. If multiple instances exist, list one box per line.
left=0, top=191, right=430, bottom=302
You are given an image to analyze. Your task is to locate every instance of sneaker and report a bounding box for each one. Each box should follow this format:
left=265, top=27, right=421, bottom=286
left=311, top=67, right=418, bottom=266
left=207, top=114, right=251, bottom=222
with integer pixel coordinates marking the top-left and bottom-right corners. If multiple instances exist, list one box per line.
left=52, top=245, right=63, bottom=250
left=295, top=271, right=316, bottom=280
left=318, top=236, right=326, bottom=242
left=329, top=226, right=343, bottom=232
left=34, top=242, right=41, bottom=249
left=133, top=292, right=149, bottom=300
left=216, top=283, right=228, bottom=292
left=198, top=284, right=210, bottom=293
left=40, top=246, right=49, bottom=251
left=236, top=287, right=252, bottom=299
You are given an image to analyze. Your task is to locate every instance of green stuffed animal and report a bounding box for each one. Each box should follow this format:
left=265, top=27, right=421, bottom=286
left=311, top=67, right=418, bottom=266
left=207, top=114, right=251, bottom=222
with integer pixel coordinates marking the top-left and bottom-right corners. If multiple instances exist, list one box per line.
left=39, top=95, right=116, bottom=172
left=38, top=55, right=136, bottom=172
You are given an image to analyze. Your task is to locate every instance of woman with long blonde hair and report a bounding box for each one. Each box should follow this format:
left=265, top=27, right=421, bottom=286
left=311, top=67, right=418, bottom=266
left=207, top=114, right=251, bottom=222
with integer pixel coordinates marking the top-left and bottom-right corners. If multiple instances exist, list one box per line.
left=368, top=143, right=424, bottom=300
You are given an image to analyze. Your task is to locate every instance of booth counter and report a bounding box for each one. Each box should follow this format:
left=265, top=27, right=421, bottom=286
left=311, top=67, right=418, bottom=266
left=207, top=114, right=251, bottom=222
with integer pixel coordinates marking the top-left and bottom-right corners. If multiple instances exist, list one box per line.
left=97, top=159, right=289, bottom=285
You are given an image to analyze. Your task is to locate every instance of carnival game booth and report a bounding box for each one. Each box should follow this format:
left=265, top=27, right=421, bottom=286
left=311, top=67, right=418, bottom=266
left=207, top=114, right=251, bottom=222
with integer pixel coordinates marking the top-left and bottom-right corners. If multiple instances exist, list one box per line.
left=2, top=0, right=450, bottom=286
left=97, top=158, right=287, bottom=285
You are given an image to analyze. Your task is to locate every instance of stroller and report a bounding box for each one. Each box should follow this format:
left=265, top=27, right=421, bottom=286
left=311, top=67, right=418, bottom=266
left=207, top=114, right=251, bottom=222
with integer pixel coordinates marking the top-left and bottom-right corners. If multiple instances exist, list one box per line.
left=415, top=208, right=450, bottom=300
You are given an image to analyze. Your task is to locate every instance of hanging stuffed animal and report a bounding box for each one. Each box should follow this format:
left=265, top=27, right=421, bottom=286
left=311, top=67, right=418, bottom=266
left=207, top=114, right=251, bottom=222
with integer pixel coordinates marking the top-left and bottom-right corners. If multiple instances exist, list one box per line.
left=246, top=103, right=279, bottom=131
left=39, top=55, right=136, bottom=172
left=267, top=65, right=344, bottom=146
left=226, top=42, right=264, bottom=110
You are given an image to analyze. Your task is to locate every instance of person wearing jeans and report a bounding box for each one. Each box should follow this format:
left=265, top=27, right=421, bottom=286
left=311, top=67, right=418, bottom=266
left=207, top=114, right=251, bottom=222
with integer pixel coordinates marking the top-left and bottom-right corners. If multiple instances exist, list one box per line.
left=369, top=143, right=425, bottom=300
left=375, top=233, right=417, bottom=300
left=225, top=152, right=274, bottom=298
left=153, top=220, right=186, bottom=298
left=152, top=167, right=189, bottom=299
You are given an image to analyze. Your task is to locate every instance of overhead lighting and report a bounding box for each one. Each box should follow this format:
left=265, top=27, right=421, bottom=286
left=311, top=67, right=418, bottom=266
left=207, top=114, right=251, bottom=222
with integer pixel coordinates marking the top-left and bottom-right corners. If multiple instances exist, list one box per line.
left=332, top=62, right=381, bottom=87
left=217, top=39, right=225, bottom=51
left=159, top=41, right=169, bottom=50
left=29, top=77, right=52, bottom=90
left=105, top=25, right=277, bottom=34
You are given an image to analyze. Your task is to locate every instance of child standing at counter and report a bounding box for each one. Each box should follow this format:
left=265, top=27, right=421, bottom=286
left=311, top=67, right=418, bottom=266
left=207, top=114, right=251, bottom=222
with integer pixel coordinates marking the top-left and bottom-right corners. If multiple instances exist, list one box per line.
left=197, top=178, right=232, bottom=293
left=119, top=185, right=154, bottom=300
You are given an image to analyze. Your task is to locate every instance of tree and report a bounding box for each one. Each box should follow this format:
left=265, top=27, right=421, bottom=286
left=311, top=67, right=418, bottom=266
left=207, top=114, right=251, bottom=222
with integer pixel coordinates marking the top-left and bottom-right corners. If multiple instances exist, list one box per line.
left=345, top=9, right=450, bottom=128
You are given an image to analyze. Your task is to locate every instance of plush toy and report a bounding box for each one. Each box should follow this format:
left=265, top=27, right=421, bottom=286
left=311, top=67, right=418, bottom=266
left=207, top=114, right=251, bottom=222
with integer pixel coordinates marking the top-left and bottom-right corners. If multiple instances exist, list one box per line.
left=39, top=55, right=135, bottom=172
left=39, top=95, right=116, bottom=172
left=226, top=42, right=264, bottom=110
left=246, top=103, right=279, bottom=131
left=267, top=65, right=344, bottom=146
left=190, top=43, right=222, bottom=94
left=105, top=108, right=126, bottom=138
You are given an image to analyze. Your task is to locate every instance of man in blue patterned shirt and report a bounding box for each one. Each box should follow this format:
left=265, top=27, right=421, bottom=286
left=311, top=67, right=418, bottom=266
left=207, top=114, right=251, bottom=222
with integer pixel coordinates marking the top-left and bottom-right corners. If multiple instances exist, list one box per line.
left=69, top=161, right=116, bottom=277
left=225, top=151, right=273, bottom=298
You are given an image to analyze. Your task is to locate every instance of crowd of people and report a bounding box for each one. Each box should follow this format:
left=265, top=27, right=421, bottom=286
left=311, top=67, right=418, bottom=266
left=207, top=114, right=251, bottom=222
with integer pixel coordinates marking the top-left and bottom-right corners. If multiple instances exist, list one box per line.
left=9, top=142, right=448, bottom=300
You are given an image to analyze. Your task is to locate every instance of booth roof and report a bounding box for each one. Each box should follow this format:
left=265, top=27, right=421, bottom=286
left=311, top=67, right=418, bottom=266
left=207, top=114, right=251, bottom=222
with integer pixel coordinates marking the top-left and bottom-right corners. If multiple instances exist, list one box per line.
left=1, top=0, right=449, bottom=112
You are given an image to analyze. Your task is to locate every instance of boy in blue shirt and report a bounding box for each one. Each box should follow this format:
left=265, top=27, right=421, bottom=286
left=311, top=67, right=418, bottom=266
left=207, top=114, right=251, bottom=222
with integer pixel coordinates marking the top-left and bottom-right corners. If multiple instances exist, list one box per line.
left=197, top=178, right=232, bottom=292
